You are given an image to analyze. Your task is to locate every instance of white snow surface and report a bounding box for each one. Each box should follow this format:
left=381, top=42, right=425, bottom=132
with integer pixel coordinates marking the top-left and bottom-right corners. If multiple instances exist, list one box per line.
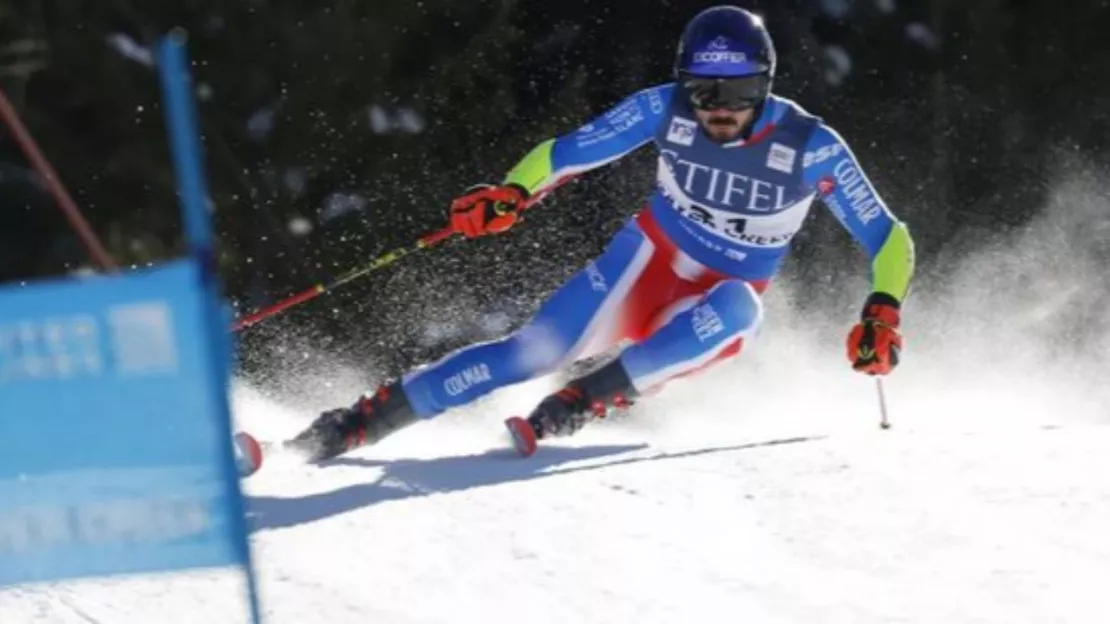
left=5, top=323, right=1109, bottom=623
left=3, top=170, right=1110, bottom=623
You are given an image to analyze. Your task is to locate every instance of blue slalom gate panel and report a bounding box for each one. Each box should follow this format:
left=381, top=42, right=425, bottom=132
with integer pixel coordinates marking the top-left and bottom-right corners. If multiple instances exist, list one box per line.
left=0, top=260, right=248, bottom=586
left=0, top=30, right=261, bottom=623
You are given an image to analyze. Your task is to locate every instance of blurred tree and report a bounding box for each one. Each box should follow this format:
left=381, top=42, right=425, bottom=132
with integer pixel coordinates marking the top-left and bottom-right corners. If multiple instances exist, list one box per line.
left=0, top=0, right=1107, bottom=389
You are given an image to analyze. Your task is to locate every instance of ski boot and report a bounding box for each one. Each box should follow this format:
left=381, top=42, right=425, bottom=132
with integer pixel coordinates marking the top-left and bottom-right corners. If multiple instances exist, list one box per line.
left=506, top=359, right=638, bottom=457
left=285, top=380, right=418, bottom=462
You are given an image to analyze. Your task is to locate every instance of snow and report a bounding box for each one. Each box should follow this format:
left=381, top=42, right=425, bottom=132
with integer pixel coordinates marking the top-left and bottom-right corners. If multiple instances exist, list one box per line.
left=3, top=171, right=1109, bottom=622
left=3, top=312, right=1109, bottom=623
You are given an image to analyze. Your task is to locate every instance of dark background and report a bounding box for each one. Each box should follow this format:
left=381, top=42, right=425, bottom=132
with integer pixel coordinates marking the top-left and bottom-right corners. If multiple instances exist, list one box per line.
left=1, top=0, right=1108, bottom=400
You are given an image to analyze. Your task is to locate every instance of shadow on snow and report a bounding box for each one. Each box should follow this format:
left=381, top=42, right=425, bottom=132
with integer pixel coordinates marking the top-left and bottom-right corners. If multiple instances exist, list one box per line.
left=247, top=435, right=824, bottom=531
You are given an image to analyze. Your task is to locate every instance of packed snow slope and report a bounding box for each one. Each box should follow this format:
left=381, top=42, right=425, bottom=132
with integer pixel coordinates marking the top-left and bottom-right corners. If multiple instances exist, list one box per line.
left=2, top=171, right=1109, bottom=623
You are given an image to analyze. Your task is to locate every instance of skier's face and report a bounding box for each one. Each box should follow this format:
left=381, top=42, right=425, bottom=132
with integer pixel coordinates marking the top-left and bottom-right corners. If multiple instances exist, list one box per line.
left=680, top=73, right=768, bottom=142
left=695, top=107, right=756, bottom=142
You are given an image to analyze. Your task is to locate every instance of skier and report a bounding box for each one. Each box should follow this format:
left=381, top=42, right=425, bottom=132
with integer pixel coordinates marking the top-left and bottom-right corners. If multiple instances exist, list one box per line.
left=284, top=5, right=915, bottom=459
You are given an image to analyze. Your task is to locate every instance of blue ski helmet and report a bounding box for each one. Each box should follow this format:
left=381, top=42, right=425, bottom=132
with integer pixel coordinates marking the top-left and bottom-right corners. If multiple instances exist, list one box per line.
left=674, top=6, right=776, bottom=110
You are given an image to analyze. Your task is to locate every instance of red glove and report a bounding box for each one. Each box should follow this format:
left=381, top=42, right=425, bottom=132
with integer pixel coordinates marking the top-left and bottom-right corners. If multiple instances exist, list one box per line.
left=449, top=183, right=529, bottom=238
left=846, top=293, right=903, bottom=376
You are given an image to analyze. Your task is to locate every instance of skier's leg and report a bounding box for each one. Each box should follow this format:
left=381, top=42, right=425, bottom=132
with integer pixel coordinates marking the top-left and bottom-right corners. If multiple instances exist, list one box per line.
left=618, top=278, right=764, bottom=393
left=287, top=219, right=658, bottom=460
left=519, top=278, right=763, bottom=441
left=402, top=219, right=656, bottom=417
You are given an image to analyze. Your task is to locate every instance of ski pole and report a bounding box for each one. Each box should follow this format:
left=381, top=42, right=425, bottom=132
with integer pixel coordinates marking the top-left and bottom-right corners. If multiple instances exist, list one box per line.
left=231, top=226, right=455, bottom=332
left=876, top=377, right=891, bottom=429
left=229, top=177, right=572, bottom=333
left=0, top=87, right=117, bottom=271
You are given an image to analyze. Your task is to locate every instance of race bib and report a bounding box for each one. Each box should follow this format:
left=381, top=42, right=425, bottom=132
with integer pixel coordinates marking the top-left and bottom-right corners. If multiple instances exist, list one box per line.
left=673, top=194, right=815, bottom=248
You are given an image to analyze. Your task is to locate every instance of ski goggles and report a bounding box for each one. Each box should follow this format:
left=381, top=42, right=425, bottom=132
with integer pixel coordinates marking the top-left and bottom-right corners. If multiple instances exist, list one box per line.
left=680, top=74, right=770, bottom=111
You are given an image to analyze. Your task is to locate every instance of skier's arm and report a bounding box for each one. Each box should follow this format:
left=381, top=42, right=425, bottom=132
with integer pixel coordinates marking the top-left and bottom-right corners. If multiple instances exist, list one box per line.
left=503, top=84, right=673, bottom=195
left=802, top=125, right=915, bottom=302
